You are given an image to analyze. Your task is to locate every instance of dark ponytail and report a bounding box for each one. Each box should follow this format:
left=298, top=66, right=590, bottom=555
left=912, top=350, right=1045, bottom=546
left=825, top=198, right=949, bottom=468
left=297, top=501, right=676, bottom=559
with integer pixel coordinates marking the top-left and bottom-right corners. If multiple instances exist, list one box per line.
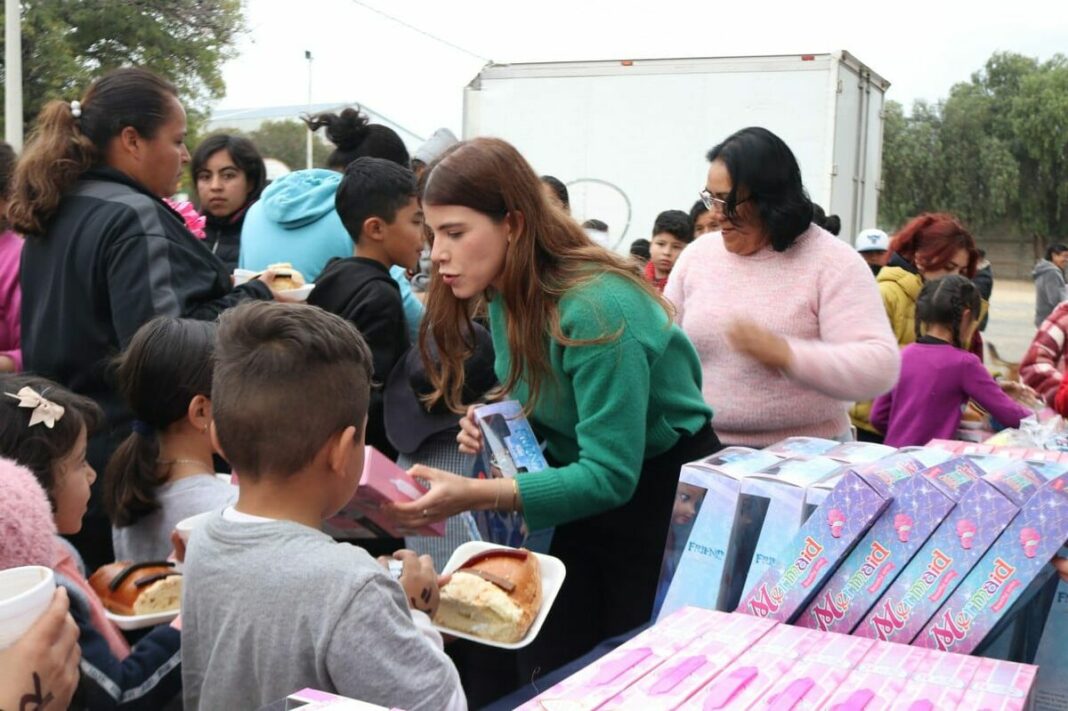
left=302, top=107, right=410, bottom=170
left=914, top=274, right=982, bottom=348
left=104, top=317, right=216, bottom=528
left=9, top=67, right=178, bottom=236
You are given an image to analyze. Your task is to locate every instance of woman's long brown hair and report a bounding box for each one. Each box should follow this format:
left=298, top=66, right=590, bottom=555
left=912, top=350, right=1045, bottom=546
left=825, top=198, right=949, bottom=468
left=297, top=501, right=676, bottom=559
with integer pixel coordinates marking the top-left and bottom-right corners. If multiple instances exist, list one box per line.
left=419, top=137, right=670, bottom=414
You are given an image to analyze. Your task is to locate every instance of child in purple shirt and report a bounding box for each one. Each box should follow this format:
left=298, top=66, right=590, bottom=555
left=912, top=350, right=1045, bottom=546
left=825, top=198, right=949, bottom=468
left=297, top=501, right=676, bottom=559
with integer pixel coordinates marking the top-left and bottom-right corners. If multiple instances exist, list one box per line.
left=0, top=140, right=21, bottom=372
left=872, top=274, right=1032, bottom=447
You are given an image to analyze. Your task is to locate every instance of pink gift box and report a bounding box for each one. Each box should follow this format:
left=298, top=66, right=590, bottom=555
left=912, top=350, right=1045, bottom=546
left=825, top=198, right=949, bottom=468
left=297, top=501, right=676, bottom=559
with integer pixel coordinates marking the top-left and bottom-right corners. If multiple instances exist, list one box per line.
left=746, top=630, right=872, bottom=709
left=854, top=462, right=1042, bottom=644
left=324, top=447, right=444, bottom=539
left=888, top=648, right=980, bottom=710
left=600, top=612, right=776, bottom=710
left=821, top=641, right=929, bottom=711
left=913, top=474, right=1068, bottom=655
left=955, top=658, right=1037, bottom=711
left=676, top=623, right=820, bottom=709
left=518, top=607, right=728, bottom=710
left=739, top=468, right=893, bottom=623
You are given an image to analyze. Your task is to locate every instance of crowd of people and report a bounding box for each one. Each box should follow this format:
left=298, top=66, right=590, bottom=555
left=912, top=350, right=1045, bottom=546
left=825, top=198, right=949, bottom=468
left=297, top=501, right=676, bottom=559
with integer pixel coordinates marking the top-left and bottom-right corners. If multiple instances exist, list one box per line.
left=0, top=65, right=1062, bottom=711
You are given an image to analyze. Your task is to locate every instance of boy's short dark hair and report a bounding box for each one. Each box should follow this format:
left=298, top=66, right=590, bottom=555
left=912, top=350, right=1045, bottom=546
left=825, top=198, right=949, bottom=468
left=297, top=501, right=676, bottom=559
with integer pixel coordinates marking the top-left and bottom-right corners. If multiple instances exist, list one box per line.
left=652, top=209, right=695, bottom=244
left=212, top=302, right=373, bottom=479
left=335, top=157, right=417, bottom=246
left=0, top=374, right=103, bottom=508
left=629, top=238, right=651, bottom=260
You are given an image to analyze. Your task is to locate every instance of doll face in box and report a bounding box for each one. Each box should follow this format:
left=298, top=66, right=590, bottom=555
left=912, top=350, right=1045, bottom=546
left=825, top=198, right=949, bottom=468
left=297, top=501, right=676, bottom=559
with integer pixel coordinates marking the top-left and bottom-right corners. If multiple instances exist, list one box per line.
left=672, top=483, right=707, bottom=526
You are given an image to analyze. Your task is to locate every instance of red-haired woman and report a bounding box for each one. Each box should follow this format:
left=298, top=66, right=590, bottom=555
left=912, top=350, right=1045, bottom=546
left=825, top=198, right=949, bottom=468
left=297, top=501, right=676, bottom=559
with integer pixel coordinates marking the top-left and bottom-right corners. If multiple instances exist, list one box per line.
left=386, top=137, right=718, bottom=685
left=851, top=213, right=980, bottom=441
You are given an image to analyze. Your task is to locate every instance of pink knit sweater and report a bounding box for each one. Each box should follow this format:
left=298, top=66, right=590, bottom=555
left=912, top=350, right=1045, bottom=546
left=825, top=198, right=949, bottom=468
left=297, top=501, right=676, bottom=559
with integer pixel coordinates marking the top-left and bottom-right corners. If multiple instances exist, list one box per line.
left=664, top=224, right=900, bottom=446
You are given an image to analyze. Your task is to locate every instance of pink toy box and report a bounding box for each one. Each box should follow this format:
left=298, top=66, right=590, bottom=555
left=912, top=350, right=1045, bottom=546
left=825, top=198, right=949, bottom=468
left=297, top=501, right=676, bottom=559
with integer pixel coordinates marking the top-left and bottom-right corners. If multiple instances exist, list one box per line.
left=742, top=630, right=872, bottom=709
left=323, top=446, right=444, bottom=538
left=600, top=612, right=776, bottom=710
left=956, top=658, right=1038, bottom=711
left=915, top=474, right=1068, bottom=654
left=517, top=606, right=728, bottom=710
left=821, top=642, right=930, bottom=711
left=854, top=461, right=1043, bottom=643
left=676, top=623, right=820, bottom=709
left=738, top=467, right=893, bottom=623
left=798, top=457, right=981, bottom=634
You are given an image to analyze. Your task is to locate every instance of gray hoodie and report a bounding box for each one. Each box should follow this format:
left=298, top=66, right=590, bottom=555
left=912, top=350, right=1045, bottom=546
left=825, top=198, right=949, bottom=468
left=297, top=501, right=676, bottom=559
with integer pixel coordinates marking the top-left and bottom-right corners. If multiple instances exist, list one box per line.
left=1033, top=259, right=1066, bottom=327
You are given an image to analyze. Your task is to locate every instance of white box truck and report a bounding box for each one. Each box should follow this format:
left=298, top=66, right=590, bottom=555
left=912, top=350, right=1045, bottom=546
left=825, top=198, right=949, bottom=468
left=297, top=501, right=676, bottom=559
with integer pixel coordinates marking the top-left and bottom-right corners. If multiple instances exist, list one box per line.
left=463, top=51, right=889, bottom=250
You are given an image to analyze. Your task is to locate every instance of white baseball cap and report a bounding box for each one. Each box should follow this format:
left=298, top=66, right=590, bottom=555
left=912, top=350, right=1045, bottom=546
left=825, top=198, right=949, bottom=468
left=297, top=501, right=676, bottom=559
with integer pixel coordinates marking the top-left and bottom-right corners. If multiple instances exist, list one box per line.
left=855, top=228, right=889, bottom=253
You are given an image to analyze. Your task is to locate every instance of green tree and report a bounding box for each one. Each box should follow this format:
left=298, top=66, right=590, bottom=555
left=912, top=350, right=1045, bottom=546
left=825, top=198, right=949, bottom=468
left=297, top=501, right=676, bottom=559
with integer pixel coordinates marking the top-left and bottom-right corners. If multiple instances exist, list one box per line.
left=879, top=99, right=945, bottom=228
left=0, top=0, right=246, bottom=135
left=879, top=51, right=1068, bottom=241
left=193, top=121, right=332, bottom=174
left=247, top=120, right=332, bottom=171
left=1007, top=56, right=1068, bottom=238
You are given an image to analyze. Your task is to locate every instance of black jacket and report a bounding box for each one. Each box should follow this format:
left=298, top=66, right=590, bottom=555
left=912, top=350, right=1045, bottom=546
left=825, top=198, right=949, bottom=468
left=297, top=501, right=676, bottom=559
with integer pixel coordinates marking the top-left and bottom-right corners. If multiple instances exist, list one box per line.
left=20, top=167, right=272, bottom=430
left=308, top=256, right=408, bottom=457
left=202, top=202, right=252, bottom=272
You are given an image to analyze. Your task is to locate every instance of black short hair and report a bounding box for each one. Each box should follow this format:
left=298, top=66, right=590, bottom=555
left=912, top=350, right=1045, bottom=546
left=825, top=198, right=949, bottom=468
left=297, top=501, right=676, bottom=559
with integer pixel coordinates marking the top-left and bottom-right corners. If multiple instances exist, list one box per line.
left=689, top=199, right=709, bottom=225
left=582, top=219, right=608, bottom=232
left=539, top=175, right=569, bottom=210
left=706, top=127, right=814, bottom=252
left=811, top=204, right=841, bottom=236
left=652, top=209, right=695, bottom=243
left=1046, top=244, right=1068, bottom=261
left=629, top=238, right=651, bottom=260
left=0, top=375, right=103, bottom=508
left=212, top=302, right=373, bottom=479
left=335, top=157, right=418, bottom=245
left=192, top=134, right=268, bottom=204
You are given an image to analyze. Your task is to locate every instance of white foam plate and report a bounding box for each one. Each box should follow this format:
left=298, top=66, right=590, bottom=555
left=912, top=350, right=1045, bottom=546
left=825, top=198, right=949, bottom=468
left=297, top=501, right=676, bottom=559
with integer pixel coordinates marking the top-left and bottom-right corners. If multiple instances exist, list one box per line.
left=433, top=541, right=565, bottom=649
left=105, top=608, right=179, bottom=631
left=232, top=269, right=315, bottom=302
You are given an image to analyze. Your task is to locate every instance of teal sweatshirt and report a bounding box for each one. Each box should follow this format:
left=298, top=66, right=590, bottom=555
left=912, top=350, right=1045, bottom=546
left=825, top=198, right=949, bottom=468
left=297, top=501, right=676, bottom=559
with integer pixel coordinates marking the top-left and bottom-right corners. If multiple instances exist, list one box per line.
left=239, top=169, right=424, bottom=341
left=488, top=273, right=712, bottom=530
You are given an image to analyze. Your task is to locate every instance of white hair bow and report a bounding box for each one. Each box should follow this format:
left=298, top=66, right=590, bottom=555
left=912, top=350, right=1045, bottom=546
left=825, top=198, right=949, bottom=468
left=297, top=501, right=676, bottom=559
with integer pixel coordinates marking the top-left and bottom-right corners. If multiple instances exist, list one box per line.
left=6, top=387, right=66, bottom=428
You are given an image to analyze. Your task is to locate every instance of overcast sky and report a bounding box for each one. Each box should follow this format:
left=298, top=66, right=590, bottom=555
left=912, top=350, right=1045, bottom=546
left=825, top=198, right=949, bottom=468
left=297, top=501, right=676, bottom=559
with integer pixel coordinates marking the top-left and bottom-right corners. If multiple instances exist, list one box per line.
left=217, top=0, right=1068, bottom=142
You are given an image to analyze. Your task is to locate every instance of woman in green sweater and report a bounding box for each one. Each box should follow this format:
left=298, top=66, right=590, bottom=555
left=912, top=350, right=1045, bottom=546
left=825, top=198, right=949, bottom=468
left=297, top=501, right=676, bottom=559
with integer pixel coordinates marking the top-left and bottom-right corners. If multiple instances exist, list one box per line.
left=389, top=137, right=719, bottom=676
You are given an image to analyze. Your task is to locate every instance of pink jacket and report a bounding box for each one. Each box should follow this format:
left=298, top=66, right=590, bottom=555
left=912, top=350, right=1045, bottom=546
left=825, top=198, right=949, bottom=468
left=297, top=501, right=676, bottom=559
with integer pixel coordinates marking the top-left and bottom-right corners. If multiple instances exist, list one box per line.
left=1021, top=301, right=1068, bottom=406
left=0, top=230, right=22, bottom=370
left=664, top=224, right=900, bottom=446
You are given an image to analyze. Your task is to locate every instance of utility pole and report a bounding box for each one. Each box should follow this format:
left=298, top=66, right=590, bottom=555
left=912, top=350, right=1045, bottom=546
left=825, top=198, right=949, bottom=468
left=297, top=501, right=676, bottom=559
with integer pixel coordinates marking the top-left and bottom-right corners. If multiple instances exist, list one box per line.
left=4, top=0, right=23, bottom=152
left=305, top=50, right=313, bottom=170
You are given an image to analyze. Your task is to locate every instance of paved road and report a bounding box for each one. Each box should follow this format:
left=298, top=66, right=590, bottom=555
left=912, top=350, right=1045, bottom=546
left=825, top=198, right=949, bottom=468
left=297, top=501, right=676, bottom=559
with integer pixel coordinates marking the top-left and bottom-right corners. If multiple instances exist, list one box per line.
left=983, top=279, right=1038, bottom=364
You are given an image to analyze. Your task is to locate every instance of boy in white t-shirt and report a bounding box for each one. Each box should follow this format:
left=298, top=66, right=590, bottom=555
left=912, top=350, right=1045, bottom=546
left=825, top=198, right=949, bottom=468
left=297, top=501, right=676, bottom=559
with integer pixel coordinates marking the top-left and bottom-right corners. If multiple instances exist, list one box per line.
left=180, top=301, right=464, bottom=710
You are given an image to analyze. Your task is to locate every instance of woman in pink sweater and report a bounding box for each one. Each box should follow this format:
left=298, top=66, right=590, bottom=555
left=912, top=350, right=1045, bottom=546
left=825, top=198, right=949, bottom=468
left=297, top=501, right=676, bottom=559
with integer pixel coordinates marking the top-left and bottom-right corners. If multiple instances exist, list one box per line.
left=665, top=127, right=900, bottom=446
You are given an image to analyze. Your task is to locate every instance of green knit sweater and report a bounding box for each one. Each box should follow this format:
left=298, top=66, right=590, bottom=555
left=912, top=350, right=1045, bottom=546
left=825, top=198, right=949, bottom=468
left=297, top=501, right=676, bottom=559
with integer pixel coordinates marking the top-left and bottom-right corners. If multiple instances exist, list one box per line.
left=488, top=273, right=712, bottom=530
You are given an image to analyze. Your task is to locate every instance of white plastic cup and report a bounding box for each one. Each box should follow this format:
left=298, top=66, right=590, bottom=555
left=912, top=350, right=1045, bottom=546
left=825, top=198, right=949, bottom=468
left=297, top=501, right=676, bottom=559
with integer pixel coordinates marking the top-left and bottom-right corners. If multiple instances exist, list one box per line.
left=0, top=566, right=55, bottom=650
left=175, top=511, right=214, bottom=544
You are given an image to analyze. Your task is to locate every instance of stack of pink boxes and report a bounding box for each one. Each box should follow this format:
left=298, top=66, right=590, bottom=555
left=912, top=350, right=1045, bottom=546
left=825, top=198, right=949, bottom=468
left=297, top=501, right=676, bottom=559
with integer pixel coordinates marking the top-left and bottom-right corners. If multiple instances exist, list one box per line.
left=520, top=607, right=1036, bottom=709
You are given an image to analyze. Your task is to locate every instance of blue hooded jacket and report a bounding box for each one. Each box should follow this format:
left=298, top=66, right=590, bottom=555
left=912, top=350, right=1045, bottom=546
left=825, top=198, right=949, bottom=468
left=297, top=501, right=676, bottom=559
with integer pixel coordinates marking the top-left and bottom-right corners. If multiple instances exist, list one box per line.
left=240, top=169, right=423, bottom=339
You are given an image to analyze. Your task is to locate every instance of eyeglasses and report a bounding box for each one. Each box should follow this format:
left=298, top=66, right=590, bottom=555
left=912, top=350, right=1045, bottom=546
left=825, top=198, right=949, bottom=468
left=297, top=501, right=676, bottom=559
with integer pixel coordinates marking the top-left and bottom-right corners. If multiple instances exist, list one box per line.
left=700, top=189, right=750, bottom=212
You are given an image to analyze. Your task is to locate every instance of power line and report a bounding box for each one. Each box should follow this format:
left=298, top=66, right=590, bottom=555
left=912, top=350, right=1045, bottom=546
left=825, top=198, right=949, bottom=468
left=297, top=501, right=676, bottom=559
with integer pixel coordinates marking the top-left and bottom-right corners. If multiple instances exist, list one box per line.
left=347, top=0, right=490, bottom=64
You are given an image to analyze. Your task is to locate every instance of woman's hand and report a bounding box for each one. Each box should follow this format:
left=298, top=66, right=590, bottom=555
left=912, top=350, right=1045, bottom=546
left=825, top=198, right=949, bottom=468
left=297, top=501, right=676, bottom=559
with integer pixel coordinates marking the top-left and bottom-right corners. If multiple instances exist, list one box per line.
left=379, top=549, right=442, bottom=617
left=1000, top=381, right=1042, bottom=408
left=386, top=465, right=488, bottom=529
left=726, top=320, right=793, bottom=370
left=457, top=405, right=484, bottom=455
left=0, top=587, right=80, bottom=711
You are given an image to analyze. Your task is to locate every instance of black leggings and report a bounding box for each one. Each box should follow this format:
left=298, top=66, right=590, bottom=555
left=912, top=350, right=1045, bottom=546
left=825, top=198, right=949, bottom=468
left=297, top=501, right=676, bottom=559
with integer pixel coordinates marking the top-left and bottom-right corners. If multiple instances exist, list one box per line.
left=515, top=423, right=722, bottom=683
